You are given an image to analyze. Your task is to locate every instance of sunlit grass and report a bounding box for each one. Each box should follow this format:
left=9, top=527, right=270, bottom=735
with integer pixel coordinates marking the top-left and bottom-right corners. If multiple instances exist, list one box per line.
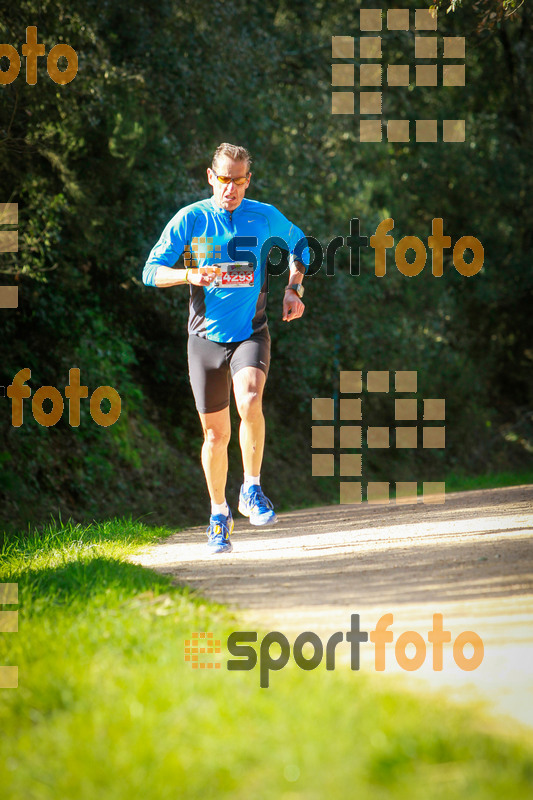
left=1, top=519, right=532, bottom=799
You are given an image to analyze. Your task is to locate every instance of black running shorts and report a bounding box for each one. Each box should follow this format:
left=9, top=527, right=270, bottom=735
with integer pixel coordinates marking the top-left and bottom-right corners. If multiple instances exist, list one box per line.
left=187, top=327, right=271, bottom=414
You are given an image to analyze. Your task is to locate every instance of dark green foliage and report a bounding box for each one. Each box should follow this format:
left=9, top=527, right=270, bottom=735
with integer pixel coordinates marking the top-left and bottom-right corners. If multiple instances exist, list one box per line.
left=0, top=0, right=531, bottom=530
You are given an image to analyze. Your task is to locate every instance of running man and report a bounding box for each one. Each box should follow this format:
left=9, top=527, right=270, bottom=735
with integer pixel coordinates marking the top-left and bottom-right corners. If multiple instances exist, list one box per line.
left=142, top=143, right=308, bottom=553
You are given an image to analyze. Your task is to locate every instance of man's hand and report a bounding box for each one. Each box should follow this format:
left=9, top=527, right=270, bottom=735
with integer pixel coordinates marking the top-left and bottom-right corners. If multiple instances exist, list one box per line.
left=282, top=289, right=305, bottom=322
left=187, top=267, right=221, bottom=287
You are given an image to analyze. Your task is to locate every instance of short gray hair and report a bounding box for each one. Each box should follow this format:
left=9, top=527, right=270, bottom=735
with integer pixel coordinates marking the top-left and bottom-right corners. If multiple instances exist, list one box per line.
left=211, top=142, right=252, bottom=173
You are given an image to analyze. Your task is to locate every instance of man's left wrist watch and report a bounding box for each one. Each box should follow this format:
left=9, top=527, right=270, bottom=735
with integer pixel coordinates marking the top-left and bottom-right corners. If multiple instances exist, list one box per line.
left=286, top=283, right=304, bottom=298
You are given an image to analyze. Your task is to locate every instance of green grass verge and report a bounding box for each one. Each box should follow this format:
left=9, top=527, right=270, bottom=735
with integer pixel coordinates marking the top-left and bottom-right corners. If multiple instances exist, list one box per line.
left=1, top=519, right=532, bottom=799
left=445, top=469, right=533, bottom=494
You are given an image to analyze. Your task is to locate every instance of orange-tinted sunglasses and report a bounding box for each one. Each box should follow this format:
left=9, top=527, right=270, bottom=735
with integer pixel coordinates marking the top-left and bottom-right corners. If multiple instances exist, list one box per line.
left=212, top=170, right=250, bottom=186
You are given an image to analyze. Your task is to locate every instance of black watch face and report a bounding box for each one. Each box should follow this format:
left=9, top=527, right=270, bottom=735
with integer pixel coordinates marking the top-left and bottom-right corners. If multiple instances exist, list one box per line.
left=286, top=284, right=303, bottom=297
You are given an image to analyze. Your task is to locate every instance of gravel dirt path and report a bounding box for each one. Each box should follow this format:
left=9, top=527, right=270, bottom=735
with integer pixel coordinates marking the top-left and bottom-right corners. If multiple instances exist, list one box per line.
left=130, top=485, right=533, bottom=728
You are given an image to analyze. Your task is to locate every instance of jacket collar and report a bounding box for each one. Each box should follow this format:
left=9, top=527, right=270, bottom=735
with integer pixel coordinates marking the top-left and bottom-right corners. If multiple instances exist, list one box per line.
left=210, top=196, right=246, bottom=217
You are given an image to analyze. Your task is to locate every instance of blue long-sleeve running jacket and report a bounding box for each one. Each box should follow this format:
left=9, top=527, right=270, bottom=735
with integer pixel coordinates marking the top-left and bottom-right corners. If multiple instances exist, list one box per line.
left=142, top=196, right=309, bottom=343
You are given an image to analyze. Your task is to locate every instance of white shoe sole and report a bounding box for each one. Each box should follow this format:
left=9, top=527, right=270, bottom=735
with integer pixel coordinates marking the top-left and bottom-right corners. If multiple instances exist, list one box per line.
left=238, top=501, right=278, bottom=526
left=208, top=544, right=233, bottom=554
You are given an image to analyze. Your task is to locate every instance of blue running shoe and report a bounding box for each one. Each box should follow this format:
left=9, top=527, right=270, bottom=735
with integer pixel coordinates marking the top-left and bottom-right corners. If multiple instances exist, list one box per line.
left=238, top=484, right=278, bottom=526
left=206, top=510, right=234, bottom=554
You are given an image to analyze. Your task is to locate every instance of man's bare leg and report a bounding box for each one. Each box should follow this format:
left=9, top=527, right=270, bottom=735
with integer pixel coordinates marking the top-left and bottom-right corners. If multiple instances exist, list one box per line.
left=198, top=406, right=231, bottom=505
left=232, top=366, right=266, bottom=477
left=233, top=366, right=276, bottom=524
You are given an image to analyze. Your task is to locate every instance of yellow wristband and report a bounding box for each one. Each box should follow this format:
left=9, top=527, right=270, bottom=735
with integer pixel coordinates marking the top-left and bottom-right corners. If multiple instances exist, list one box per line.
left=185, top=268, right=191, bottom=283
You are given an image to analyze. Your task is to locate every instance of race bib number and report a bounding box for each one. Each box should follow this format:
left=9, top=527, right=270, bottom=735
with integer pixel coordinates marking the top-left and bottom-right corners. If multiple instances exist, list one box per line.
left=214, top=262, right=254, bottom=287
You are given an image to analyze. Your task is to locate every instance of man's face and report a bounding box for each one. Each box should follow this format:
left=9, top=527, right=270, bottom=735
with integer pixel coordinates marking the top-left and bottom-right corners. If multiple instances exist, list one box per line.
left=207, top=156, right=251, bottom=212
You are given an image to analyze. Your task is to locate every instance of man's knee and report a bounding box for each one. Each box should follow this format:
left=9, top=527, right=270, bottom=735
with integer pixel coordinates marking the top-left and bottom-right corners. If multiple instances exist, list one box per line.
left=203, top=425, right=231, bottom=448
left=237, top=388, right=263, bottom=421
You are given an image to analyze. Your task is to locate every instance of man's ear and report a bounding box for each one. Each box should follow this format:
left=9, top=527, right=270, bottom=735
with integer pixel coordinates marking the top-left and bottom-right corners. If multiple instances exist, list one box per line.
left=207, top=167, right=215, bottom=187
